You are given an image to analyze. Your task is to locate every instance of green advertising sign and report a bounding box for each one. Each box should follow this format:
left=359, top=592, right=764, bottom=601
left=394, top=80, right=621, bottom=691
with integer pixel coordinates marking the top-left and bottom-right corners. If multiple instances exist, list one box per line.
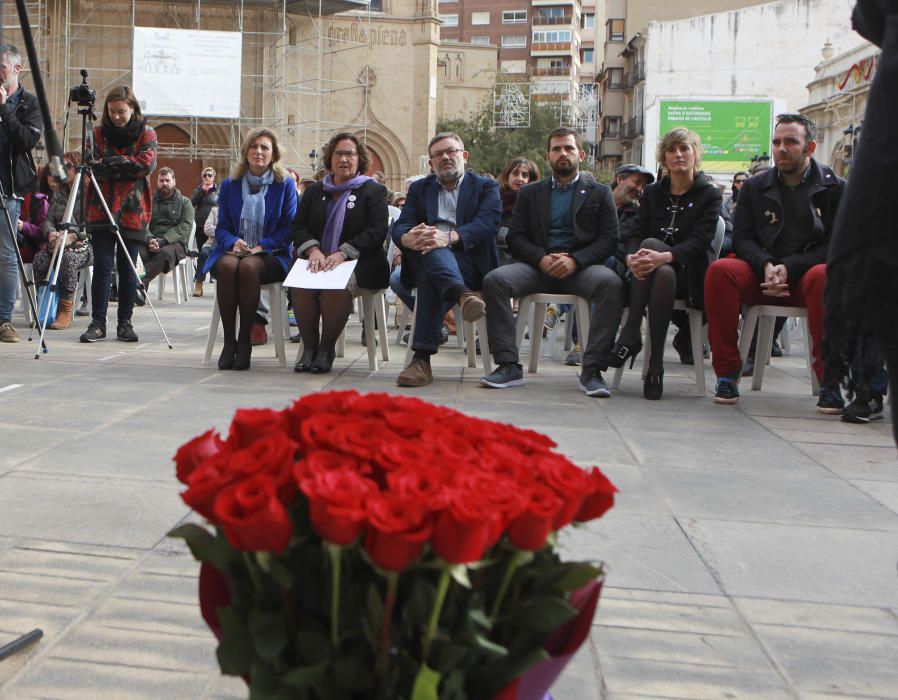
left=659, top=100, right=772, bottom=173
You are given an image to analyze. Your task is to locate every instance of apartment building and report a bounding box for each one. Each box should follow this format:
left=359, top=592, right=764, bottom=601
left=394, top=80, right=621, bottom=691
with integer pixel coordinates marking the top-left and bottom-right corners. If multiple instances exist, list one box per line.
left=438, top=0, right=602, bottom=135
left=597, top=0, right=771, bottom=170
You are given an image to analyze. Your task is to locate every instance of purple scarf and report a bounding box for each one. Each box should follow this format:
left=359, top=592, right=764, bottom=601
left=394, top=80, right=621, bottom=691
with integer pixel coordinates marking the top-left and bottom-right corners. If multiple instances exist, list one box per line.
left=320, top=173, right=371, bottom=253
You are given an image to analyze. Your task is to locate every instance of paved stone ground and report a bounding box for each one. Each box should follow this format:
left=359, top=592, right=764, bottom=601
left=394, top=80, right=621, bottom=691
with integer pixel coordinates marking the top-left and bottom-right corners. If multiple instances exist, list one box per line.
left=0, top=285, right=896, bottom=699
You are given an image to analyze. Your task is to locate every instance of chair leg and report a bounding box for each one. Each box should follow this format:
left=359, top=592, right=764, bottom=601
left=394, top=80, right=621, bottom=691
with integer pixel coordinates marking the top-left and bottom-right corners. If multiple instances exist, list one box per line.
left=751, top=316, right=776, bottom=391
left=528, top=302, right=547, bottom=373
left=269, top=285, right=286, bottom=367
left=801, top=317, right=819, bottom=395
left=688, top=309, right=705, bottom=396
left=375, top=293, right=390, bottom=363
left=465, top=321, right=477, bottom=368
left=515, top=299, right=531, bottom=348
left=454, top=304, right=465, bottom=349
left=362, top=295, right=378, bottom=371
left=404, top=304, right=417, bottom=365
left=396, top=304, right=410, bottom=345
left=611, top=308, right=628, bottom=390
left=738, top=307, right=760, bottom=363
left=336, top=329, right=346, bottom=358
left=203, top=288, right=221, bottom=366
left=477, top=317, right=492, bottom=375
left=574, top=299, right=591, bottom=356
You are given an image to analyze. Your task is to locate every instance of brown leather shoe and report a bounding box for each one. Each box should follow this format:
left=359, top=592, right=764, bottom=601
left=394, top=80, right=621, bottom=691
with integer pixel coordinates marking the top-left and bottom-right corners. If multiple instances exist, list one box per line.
left=459, top=291, right=486, bottom=322
left=49, top=298, right=74, bottom=330
left=396, top=358, right=433, bottom=387
left=193, top=281, right=204, bottom=297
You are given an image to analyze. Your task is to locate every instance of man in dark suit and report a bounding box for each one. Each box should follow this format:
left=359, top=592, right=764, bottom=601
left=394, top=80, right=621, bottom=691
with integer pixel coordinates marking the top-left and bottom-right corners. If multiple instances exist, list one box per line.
left=392, top=132, right=501, bottom=387
left=480, top=127, right=623, bottom=397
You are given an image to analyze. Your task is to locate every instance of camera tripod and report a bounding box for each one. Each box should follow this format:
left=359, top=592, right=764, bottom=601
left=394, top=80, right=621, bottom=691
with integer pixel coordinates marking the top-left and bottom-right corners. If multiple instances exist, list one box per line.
left=33, top=73, right=174, bottom=357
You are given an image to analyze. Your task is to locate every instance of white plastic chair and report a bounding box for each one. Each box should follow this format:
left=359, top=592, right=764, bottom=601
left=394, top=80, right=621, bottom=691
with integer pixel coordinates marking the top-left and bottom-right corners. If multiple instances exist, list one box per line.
left=400, top=292, right=491, bottom=373
left=203, top=281, right=287, bottom=367
left=156, top=221, right=196, bottom=304
left=738, top=305, right=818, bottom=395
left=515, top=293, right=591, bottom=374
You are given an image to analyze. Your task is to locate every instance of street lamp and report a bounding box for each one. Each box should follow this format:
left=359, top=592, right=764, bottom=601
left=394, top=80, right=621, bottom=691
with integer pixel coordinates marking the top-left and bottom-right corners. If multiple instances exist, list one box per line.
left=308, top=148, right=318, bottom=172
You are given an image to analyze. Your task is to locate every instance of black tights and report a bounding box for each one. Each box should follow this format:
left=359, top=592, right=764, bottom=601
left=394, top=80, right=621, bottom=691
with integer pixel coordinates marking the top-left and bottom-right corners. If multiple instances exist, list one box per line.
left=292, top=288, right=353, bottom=354
left=215, top=254, right=266, bottom=347
left=619, top=238, right=677, bottom=374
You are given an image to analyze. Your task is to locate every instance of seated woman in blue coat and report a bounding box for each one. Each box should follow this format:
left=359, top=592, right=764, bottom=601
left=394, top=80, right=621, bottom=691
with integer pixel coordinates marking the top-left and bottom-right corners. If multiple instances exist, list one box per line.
left=291, top=132, right=390, bottom=374
left=203, top=127, right=297, bottom=370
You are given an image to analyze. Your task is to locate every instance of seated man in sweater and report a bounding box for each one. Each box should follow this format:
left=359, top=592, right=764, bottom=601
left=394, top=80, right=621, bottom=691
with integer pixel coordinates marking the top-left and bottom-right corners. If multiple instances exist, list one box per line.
left=138, top=167, right=194, bottom=292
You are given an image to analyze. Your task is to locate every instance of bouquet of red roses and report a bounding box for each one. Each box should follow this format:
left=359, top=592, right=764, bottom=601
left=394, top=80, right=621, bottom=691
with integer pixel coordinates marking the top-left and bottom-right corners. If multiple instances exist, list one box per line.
left=171, top=390, right=616, bottom=700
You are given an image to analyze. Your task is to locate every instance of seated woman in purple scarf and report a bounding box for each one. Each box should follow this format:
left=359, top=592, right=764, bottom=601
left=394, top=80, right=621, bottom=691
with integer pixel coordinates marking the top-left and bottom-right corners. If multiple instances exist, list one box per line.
left=292, top=132, right=390, bottom=374
left=203, top=127, right=297, bottom=370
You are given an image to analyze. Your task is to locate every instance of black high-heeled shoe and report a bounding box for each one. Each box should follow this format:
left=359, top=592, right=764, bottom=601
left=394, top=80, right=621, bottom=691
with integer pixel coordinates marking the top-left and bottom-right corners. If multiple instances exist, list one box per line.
left=233, top=340, right=252, bottom=371
left=218, top=342, right=237, bottom=370
left=294, top=346, right=317, bottom=373
left=309, top=348, right=336, bottom=374
left=607, top=340, right=643, bottom=369
left=643, top=371, right=664, bottom=400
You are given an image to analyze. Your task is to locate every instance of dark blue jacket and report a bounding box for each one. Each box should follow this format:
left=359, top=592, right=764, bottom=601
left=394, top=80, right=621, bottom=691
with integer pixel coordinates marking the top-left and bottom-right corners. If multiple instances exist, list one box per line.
left=392, top=171, right=501, bottom=289
left=203, top=175, right=297, bottom=275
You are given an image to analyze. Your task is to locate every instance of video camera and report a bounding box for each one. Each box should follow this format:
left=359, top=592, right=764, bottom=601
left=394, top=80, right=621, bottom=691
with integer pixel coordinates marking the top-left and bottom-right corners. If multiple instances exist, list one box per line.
left=68, top=69, right=95, bottom=107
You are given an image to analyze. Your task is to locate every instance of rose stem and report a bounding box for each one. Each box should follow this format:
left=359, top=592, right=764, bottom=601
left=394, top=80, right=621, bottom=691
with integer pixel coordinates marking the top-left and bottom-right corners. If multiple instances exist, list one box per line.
left=422, top=566, right=452, bottom=663
left=489, top=549, right=531, bottom=620
left=377, top=571, right=399, bottom=683
left=326, top=543, right=343, bottom=649
left=242, top=552, right=266, bottom=592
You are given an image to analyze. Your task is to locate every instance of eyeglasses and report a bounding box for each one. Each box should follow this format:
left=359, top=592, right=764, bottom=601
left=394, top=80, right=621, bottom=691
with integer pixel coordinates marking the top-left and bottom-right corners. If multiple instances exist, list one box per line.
left=334, top=150, right=358, bottom=159
left=202, top=173, right=214, bottom=178
left=734, top=178, right=747, bottom=184
left=430, top=147, right=463, bottom=160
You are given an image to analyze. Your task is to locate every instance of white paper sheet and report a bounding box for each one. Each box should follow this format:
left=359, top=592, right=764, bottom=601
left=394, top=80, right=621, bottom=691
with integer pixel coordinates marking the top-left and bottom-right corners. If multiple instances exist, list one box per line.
left=283, top=259, right=358, bottom=290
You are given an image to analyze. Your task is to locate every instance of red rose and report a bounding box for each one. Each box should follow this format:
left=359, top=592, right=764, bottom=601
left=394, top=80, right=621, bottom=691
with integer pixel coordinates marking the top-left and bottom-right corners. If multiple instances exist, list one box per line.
left=227, top=408, right=290, bottom=449
left=290, top=391, right=359, bottom=421
left=181, top=452, right=240, bottom=521
left=298, top=413, right=345, bottom=451
left=376, top=441, right=437, bottom=473
left=482, top=420, right=557, bottom=453
left=507, top=484, right=563, bottom=551
left=227, top=433, right=300, bottom=504
left=453, top=471, right=528, bottom=542
left=174, top=429, right=226, bottom=484
left=332, top=419, right=399, bottom=460
left=431, top=490, right=500, bottom=564
left=420, top=425, right=481, bottom=463
left=364, top=493, right=432, bottom=571
left=346, top=392, right=391, bottom=417
left=574, top=467, right=617, bottom=522
left=536, top=454, right=591, bottom=529
left=386, top=466, right=450, bottom=510
left=213, top=475, right=293, bottom=553
left=300, top=469, right=377, bottom=545
left=478, top=446, right=537, bottom=485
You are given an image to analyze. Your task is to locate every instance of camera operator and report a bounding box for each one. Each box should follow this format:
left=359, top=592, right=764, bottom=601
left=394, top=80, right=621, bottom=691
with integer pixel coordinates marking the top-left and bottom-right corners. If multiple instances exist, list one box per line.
left=80, top=85, right=157, bottom=344
left=0, top=43, right=42, bottom=343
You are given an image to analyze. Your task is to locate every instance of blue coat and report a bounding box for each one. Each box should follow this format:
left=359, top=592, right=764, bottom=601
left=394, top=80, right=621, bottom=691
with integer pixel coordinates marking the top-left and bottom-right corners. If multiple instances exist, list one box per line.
left=203, top=176, right=297, bottom=275
left=392, top=171, right=501, bottom=290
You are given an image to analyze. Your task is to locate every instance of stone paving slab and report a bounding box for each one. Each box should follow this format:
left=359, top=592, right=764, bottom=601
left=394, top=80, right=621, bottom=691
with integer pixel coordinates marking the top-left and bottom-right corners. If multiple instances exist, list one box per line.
left=0, top=291, right=896, bottom=698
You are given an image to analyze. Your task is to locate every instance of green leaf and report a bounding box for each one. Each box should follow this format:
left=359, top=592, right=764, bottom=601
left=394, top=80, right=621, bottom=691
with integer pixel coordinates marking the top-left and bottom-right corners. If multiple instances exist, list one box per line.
left=492, top=648, right=551, bottom=690
left=295, top=630, right=332, bottom=665
left=468, top=608, right=492, bottom=631
left=334, top=654, right=376, bottom=691
left=430, top=640, right=470, bottom=674
left=255, top=551, right=272, bottom=572
left=216, top=634, right=254, bottom=675
left=473, top=633, right=508, bottom=657
left=280, top=661, right=328, bottom=687
left=249, top=610, right=289, bottom=661
left=267, top=557, right=296, bottom=590
left=449, top=564, right=471, bottom=589
left=168, top=523, right=237, bottom=571
left=552, top=562, right=602, bottom=593
left=501, top=595, right=577, bottom=633
left=411, top=664, right=442, bottom=700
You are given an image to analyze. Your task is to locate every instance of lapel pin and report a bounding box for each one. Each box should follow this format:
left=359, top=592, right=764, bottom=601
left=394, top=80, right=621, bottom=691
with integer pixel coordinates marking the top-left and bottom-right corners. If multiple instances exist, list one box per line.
left=347, top=202, right=355, bottom=209
left=815, top=207, right=822, bottom=217
left=580, top=189, right=586, bottom=194
left=764, top=210, right=778, bottom=225
left=348, top=195, right=357, bottom=202
left=688, top=202, right=693, bottom=208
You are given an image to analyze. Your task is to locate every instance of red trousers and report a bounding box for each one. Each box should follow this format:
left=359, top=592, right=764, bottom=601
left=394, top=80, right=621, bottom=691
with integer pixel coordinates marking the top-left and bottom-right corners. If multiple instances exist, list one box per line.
left=705, top=259, right=826, bottom=381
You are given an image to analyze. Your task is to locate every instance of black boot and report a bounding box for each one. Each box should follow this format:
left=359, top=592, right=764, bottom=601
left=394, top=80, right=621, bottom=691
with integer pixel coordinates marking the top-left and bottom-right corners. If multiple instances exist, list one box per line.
left=310, top=347, right=336, bottom=374
left=294, top=345, right=317, bottom=373
left=218, top=341, right=237, bottom=370
left=233, top=339, right=252, bottom=371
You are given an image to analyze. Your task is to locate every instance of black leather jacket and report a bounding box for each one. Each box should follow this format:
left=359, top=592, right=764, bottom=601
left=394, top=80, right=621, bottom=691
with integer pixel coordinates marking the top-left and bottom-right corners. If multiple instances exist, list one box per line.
left=0, top=86, right=42, bottom=196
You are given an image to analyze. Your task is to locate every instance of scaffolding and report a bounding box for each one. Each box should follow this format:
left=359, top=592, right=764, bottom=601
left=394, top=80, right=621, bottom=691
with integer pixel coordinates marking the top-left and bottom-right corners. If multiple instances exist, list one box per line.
left=57, top=0, right=371, bottom=170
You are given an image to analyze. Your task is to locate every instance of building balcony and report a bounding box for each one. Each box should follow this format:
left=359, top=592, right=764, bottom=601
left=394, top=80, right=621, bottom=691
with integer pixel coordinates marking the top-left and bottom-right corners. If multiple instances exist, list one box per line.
left=532, top=15, right=574, bottom=26
left=532, top=65, right=577, bottom=77
left=622, top=63, right=645, bottom=88
left=530, top=42, right=576, bottom=57
left=621, top=115, right=644, bottom=140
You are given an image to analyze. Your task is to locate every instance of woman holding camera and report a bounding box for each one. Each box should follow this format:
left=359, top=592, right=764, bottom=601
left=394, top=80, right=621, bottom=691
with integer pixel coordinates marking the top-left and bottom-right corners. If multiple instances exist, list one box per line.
left=291, top=132, right=389, bottom=374
left=81, top=86, right=157, bottom=344
left=606, top=127, right=722, bottom=399
left=203, top=127, right=297, bottom=371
